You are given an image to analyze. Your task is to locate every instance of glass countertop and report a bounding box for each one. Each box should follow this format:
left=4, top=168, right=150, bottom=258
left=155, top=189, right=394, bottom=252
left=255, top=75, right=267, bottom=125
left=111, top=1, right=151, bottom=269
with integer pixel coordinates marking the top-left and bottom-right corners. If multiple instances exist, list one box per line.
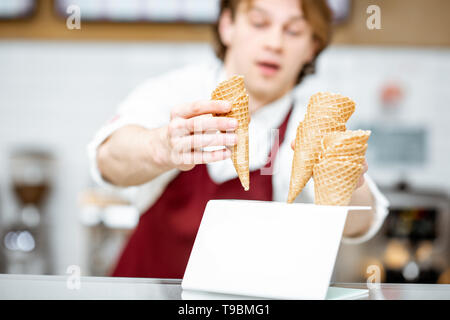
left=0, top=274, right=449, bottom=300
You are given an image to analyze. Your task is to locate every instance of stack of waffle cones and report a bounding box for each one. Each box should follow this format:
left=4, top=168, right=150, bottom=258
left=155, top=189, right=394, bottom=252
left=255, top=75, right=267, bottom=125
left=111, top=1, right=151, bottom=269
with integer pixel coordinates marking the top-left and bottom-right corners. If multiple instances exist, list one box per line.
left=314, top=130, right=371, bottom=205
left=212, top=75, right=250, bottom=191
left=287, top=92, right=355, bottom=203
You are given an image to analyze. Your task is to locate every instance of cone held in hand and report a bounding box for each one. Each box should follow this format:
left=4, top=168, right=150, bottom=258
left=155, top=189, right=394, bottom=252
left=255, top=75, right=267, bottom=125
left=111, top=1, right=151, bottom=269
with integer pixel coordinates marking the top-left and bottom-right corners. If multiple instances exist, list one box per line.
left=211, top=75, right=250, bottom=191
left=287, top=92, right=355, bottom=203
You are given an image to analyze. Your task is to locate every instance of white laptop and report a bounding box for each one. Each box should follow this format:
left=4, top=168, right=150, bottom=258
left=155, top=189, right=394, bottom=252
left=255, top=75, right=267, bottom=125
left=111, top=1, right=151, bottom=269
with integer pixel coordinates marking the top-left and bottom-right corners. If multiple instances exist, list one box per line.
left=182, top=200, right=370, bottom=300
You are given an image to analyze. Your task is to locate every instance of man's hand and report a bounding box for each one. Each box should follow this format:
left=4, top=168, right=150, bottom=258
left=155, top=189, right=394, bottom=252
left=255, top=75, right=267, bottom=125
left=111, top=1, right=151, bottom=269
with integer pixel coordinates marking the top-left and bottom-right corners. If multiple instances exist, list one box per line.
left=163, top=100, right=240, bottom=171
left=357, top=159, right=368, bottom=188
left=97, top=100, right=241, bottom=187
left=290, top=139, right=368, bottom=189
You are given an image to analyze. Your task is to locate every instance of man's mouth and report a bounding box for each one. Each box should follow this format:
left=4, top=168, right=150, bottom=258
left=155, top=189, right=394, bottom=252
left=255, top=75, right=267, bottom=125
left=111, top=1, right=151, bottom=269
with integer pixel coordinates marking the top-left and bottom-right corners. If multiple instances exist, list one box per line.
left=257, top=61, right=281, bottom=76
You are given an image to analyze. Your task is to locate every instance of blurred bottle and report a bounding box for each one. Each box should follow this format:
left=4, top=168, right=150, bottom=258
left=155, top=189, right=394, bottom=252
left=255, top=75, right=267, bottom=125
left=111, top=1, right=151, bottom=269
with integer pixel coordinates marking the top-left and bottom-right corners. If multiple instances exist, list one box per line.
left=0, top=190, right=6, bottom=273
left=2, top=149, right=54, bottom=274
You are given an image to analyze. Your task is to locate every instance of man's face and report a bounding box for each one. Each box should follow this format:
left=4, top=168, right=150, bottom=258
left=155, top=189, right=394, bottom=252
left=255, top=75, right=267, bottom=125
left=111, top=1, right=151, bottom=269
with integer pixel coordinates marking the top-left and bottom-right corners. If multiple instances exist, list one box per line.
left=220, top=0, right=316, bottom=102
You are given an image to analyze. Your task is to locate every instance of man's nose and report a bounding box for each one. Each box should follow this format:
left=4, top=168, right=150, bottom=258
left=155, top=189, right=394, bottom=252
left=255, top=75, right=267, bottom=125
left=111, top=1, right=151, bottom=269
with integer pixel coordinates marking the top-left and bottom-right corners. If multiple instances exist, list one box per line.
left=263, top=26, right=283, bottom=53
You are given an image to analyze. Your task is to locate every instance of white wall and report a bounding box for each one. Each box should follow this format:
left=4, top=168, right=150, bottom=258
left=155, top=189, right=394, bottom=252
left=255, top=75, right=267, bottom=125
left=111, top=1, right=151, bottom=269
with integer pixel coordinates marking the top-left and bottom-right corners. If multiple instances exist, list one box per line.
left=0, top=41, right=449, bottom=275
left=0, top=41, right=215, bottom=275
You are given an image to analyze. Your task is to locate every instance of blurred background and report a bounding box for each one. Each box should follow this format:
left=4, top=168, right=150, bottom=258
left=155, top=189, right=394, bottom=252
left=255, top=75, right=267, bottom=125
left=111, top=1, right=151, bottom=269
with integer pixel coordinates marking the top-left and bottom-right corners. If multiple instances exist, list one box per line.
left=0, top=0, right=449, bottom=284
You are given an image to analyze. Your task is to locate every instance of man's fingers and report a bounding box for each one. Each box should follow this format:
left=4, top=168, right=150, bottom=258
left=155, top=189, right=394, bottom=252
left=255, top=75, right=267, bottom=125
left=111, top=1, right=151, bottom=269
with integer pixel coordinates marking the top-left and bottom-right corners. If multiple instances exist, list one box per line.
left=171, top=100, right=232, bottom=119
left=356, top=160, right=368, bottom=188
left=172, top=133, right=237, bottom=152
left=167, top=116, right=238, bottom=152
left=356, top=175, right=365, bottom=188
left=185, top=116, right=238, bottom=133
left=192, top=149, right=232, bottom=164
left=363, top=159, right=368, bottom=173
left=173, top=149, right=232, bottom=168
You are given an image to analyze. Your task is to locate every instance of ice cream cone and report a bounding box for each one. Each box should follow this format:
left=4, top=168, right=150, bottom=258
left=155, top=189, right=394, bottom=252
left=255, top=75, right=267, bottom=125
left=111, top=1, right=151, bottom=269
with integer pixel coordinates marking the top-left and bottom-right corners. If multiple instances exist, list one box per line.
left=287, top=124, right=316, bottom=203
left=313, top=159, right=363, bottom=206
left=307, top=92, right=355, bottom=123
left=319, top=154, right=366, bottom=166
left=211, top=75, right=250, bottom=191
left=313, top=130, right=371, bottom=206
left=211, top=75, right=246, bottom=102
left=320, top=130, right=370, bottom=164
left=287, top=94, right=353, bottom=203
left=322, top=130, right=371, bottom=151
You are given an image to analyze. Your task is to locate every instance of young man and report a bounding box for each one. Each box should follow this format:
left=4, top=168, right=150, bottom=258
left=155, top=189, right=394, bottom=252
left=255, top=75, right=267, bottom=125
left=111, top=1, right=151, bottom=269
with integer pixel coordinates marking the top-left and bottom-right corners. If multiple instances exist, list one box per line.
left=88, top=0, right=389, bottom=278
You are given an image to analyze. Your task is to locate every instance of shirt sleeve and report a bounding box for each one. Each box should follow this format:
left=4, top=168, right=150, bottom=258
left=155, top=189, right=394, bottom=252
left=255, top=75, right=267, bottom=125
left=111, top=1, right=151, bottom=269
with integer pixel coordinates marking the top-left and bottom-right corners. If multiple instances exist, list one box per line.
left=87, top=75, right=175, bottom=190
left=341, top=173, right=390, bottom=244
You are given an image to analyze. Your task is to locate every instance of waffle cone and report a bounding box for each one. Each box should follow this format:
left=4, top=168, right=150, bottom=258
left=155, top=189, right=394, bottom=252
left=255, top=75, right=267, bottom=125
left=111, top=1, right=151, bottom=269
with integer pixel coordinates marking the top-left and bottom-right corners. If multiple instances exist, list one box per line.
left=322, top=143, right=368, bottom=158
left=313, top=159, right=363, bottom=206
left=313, top=130, right=371, bottom=206
left=212, top=75, right=246, bottom=101
left=307, top=92, right=356, bottom=123
left=320, top=154, right=366, bottom=166
left=322, top=130, right=371, bottom=151
left=321, top=131, right=370, bottom=163
left=301, top=116, right=347, bottom=141
left=287, top=113, right=349, bottom=203
left=212, top=75, right=250, bottom=191
left=287, top=124, right=316, bottom=203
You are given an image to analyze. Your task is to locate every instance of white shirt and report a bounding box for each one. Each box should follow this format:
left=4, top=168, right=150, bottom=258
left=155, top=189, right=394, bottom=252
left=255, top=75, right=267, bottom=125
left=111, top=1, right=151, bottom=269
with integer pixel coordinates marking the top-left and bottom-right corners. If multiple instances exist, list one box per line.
left=87, top=58, right=389, bottom=245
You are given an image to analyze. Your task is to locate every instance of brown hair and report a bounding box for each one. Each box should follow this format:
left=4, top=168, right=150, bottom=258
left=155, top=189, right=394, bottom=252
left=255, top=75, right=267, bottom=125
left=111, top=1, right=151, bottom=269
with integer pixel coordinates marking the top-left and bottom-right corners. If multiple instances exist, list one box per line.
left=212, top=0, right=333, bottom=84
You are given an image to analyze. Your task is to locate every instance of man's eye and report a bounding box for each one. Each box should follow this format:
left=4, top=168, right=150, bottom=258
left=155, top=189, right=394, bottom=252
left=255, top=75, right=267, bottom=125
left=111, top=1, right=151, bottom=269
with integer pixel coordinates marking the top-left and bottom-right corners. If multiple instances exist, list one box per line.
left=286, top=29, right=301, bottom=36
left=248, top=12, right=268, bottom=28
left=285, top=26, right=304, bottom=36
left=251, top=20, right=267, bottom=28
left=285, top=22, right=306, bottom=36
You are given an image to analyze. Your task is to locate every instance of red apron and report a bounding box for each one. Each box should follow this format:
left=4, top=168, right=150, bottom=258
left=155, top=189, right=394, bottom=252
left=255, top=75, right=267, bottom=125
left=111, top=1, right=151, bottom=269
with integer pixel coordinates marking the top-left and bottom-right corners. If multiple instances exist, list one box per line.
left=111, top=106, right=293, bottom=279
